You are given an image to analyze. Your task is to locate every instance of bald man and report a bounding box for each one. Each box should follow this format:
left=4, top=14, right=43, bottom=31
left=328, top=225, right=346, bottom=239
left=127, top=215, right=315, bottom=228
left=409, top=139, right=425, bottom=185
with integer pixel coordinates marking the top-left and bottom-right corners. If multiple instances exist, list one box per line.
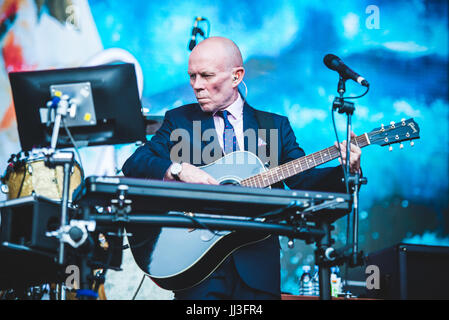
left=122, top=37, right=361, bottom=300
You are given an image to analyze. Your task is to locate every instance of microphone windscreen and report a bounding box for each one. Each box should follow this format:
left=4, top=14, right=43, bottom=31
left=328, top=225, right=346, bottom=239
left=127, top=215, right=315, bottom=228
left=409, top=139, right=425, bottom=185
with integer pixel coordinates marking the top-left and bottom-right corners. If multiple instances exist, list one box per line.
left=323, top=54, right=340, bottom=71
left=189, top=39, right=196, bottom=51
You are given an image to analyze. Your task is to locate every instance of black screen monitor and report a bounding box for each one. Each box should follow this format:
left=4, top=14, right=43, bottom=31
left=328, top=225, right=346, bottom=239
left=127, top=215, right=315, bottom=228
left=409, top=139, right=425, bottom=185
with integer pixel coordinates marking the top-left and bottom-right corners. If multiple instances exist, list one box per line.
left=9, top=63, right=147, bottom=151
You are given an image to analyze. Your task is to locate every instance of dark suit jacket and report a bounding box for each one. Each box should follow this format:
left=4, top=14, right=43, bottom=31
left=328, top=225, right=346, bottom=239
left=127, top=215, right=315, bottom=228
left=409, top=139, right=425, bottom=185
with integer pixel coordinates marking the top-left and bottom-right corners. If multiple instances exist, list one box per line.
left=122, top=101, right=345, bottom=296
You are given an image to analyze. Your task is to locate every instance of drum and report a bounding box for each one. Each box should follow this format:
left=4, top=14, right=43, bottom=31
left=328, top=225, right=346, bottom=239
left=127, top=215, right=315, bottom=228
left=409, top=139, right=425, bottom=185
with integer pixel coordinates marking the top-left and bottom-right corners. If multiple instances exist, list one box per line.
left=3, top=155, right=83, bottom=201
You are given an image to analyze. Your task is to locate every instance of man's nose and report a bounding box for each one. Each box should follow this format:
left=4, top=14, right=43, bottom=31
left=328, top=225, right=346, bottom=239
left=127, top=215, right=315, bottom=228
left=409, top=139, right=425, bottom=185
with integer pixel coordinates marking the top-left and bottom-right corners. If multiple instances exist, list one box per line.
left=192, top=76, right=205, bottom=90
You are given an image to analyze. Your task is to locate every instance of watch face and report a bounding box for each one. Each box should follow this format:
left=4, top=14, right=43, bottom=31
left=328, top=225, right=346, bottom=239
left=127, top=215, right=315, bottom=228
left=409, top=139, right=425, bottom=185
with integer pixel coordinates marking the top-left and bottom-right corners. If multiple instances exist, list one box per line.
left=171, top=162, right=182, bottom=176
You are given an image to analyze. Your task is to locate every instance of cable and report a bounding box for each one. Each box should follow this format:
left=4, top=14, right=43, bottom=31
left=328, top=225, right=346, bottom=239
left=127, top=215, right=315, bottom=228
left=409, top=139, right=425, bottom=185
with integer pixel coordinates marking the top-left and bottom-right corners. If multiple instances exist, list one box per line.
left=331, top=107, right=350, bottom=194
left=181, top=213, right=228, bottom=237
left=132, top=274, right=147, bottom=300
left=342, top=85, right=369, bottom=100
left=240, top=80, right=248, bottom=104
left=253, top=200, right=300, bottom=220
left=62, top=118, right=84, bottom=171
left=61, top=117, right=86, bottom=203
left=16, top=165, right=27, bottom=198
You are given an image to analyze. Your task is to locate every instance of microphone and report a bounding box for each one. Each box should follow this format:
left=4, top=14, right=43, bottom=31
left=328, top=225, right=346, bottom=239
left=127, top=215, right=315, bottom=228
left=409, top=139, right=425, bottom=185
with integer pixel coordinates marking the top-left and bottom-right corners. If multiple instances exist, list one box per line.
left=324, top=54, right=369, bottom=87
left=188, top=17, right=205, bottom=51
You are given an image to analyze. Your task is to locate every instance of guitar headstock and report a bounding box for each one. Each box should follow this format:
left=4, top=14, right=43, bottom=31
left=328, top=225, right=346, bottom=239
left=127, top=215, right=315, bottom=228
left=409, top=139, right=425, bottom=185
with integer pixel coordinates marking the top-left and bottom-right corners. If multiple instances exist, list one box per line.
left=367, top=118, right=420, bottom=150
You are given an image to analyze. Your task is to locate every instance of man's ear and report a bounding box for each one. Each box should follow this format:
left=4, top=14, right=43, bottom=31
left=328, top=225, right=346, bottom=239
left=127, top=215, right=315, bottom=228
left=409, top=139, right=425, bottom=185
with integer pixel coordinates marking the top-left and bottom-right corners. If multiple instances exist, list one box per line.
left=231, top=67, right=245, bottom=87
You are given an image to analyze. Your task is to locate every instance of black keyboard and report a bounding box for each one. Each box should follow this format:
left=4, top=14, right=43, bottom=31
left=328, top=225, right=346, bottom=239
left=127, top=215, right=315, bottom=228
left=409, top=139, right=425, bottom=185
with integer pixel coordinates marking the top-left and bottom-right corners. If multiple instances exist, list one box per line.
left=74, top=176, right=351, bottom=220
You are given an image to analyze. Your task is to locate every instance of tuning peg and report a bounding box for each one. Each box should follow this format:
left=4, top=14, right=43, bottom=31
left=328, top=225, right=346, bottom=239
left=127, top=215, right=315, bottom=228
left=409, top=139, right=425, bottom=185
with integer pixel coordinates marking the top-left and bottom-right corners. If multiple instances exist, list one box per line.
left=389, top=145, right=393, bottom=152
left=390, top=121, right=395, bottom=128
left=400, top=143, right=404, bottom=149
left=381, top=124, right=385, bottom=132
left=410, top=141, right=414, bottom=147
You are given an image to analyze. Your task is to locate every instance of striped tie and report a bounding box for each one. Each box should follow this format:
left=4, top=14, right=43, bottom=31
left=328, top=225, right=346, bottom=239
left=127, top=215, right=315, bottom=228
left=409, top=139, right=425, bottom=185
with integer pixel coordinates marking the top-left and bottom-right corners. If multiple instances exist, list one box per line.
left=218, top=110, right=239, bottom=154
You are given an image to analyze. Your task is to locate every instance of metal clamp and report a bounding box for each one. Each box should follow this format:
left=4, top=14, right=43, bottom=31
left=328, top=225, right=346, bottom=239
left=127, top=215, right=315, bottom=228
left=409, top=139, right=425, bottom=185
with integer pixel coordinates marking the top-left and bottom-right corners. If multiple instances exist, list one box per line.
left=46, top=220, right=96, bottom=248
left=110, top=184, right=132, bottom=222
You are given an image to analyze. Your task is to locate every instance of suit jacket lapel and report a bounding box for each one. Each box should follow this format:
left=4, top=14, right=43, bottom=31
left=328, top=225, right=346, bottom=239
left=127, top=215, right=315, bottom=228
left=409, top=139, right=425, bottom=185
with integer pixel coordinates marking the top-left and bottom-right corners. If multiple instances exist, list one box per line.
left=243, top=102, right=260, bottom=153
left=198, top=108, right=215, bottom=145
left=190, top=104, right=224, bottom=163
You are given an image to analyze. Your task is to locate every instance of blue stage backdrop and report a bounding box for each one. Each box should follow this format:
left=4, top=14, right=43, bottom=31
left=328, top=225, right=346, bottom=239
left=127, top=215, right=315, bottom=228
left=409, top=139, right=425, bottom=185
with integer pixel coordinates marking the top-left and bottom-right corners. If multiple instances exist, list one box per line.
left=0, top=0, right=447, bottom=295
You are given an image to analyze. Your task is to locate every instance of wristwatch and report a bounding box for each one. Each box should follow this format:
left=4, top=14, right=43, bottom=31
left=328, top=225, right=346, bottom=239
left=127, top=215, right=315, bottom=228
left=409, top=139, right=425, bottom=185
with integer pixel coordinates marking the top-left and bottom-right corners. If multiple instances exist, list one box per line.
left=170, top=162, right=183, bottom=180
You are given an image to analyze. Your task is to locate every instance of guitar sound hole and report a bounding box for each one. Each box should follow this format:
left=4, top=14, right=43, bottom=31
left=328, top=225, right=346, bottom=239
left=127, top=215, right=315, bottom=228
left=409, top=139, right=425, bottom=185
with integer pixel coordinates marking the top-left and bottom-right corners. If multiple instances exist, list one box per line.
left=219, top=179, right=240, bottom=186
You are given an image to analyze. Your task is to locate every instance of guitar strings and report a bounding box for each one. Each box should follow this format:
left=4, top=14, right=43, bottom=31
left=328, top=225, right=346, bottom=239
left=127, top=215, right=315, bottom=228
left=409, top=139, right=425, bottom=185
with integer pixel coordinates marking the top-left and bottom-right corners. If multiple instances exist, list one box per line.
left=241, top=134, right=367, bottom=188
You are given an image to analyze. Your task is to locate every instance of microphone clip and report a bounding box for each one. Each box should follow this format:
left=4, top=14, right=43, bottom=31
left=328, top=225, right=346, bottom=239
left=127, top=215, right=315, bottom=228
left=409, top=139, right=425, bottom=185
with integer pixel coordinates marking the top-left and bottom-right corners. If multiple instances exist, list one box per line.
left=192, top=27, right=205, bottom=38
left=332, top=97, right=354, bottom=115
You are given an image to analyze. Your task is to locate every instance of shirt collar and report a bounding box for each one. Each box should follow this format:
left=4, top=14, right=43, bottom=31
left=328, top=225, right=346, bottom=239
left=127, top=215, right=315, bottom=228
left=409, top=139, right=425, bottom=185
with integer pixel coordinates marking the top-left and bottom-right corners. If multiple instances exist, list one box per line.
left=213, top=94, right=244, bottom=119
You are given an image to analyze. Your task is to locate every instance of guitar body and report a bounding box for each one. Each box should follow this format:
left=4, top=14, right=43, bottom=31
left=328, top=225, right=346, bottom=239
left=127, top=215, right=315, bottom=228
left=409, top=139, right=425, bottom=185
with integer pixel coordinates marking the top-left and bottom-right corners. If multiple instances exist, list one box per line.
left=129, top=151, right=271, bottom=291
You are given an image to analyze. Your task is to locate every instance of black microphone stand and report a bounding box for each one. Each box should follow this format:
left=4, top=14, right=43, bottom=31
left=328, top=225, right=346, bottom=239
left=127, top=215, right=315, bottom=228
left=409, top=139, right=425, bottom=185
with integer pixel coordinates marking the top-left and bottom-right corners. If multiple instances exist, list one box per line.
left=314, top=76, right=367, bottom=300
left=43, top=94, right=76, bottom=300
left=44, top=93, right=102, bottom=300
left=338, top=77, right=368, bottom=267
left=335, top=76, right=367, bottom=268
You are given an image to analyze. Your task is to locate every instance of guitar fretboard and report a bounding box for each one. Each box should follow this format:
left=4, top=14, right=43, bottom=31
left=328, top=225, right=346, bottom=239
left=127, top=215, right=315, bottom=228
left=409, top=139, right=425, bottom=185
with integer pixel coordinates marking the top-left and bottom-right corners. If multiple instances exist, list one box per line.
left=240, top=134, right=370, bottom=188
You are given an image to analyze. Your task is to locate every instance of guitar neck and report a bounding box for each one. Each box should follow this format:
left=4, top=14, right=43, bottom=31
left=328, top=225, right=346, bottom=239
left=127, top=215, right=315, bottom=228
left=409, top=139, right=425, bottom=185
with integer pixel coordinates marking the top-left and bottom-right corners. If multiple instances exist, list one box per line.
left=241, top=133, right=370, bottom=188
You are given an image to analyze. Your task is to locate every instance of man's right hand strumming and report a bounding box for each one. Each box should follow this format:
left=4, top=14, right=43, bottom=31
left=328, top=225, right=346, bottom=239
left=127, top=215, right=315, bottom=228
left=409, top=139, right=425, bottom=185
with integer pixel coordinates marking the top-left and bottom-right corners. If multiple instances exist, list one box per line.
left=165, top=162, right=219, bottom=185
